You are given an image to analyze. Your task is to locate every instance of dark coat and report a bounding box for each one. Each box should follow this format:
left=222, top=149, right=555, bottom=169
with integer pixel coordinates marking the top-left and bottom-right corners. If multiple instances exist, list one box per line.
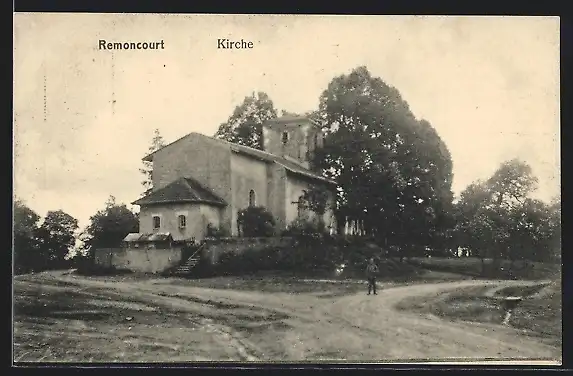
left=366, top=262, right=379, bottom=278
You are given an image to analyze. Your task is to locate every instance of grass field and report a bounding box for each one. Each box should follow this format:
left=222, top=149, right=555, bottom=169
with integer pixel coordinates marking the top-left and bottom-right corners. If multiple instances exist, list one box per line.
left=406, top=257, right=561, bottom=280
left=172, top=267, right=471, bottom=298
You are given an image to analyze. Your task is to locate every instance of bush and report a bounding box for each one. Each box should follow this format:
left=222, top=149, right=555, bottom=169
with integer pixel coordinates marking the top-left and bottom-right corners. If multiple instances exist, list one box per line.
left=279, top=245, right=340, bottom=271
left=216, top=247, right=282, bottom=275
left=282, top=217, right=327, bottom=244
left=206, top=223, right=230, bottom=238
left=237, top=206, right=276, bottom=237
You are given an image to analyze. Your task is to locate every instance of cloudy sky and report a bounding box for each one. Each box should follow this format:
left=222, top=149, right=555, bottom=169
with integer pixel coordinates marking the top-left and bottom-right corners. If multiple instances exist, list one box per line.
left=13, top=14, right=560, bottom=228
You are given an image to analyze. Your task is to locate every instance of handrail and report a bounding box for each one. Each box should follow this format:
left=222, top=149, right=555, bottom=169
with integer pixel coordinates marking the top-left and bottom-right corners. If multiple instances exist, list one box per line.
left=187, top=242, right=206, bottom=261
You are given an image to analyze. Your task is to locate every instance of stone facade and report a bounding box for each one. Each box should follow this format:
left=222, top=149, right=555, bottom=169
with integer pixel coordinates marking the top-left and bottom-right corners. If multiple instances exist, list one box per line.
left=139, top=203, right=223, bottom=242
left=95, top=247, right=183, bottom=273
left=262, top=117, right=324, bottom=170
left=135, top=116, right=337, bottom=241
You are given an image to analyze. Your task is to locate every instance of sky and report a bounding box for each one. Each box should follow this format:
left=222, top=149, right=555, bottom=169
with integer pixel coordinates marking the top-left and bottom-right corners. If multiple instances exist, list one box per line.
left=13, top=14, right=560, bottom=229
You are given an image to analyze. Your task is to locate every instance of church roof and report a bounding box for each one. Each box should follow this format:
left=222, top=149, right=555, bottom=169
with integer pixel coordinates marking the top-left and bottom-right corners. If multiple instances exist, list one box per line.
left=132, top=177, right=227, bottom=206
left=142, top=130, right=337, bottom=186
left=227, top=142, right=337, bottom=186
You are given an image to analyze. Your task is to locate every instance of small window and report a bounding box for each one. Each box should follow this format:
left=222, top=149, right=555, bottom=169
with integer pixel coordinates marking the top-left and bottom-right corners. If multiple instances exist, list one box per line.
left=314, top=133, right=319, bottom=149
left=178, top=215, right=186, bottom=229
left=249, top=189, right=256, bottom=207
left=282, top=131, right=289, bottom=145
left=152, top=216, right=161, bottom=230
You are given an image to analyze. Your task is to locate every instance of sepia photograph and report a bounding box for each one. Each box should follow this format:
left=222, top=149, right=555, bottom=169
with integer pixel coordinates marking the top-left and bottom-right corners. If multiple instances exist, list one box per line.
left=13, top=13, right=561, bottom=365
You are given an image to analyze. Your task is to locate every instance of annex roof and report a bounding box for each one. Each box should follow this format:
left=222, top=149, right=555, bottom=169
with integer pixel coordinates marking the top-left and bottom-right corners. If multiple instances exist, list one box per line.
left=123, top=232, right=173, bottom=242
left=132, top=176, right=227, bottom=206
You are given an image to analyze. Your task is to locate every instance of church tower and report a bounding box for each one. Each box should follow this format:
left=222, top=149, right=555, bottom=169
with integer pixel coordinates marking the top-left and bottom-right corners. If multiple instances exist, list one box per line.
left=262, top=115, right=324, bottom=170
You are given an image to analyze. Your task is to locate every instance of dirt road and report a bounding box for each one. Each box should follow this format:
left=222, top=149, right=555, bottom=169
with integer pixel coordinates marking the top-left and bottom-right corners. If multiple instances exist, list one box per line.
left=13, top=271, right=560, bottom=363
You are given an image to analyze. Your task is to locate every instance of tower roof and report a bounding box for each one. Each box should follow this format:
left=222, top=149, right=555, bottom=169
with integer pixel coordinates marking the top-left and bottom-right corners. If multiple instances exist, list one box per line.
left=263, top=115, right=321, bottom=128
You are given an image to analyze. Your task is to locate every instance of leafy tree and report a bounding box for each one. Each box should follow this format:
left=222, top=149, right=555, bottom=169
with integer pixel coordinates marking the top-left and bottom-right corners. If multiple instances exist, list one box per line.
left=299, top=185, right=331, bottom=218
left=214, top=92, right=278, bottom=150
left=206, top=223, right=230, bottom=239
left=485, top=159, right=538, bottom=262
left=140, top=129, right=166, bottom=196
left=547, top=196, right=562, bottom=262
left=454, top=180, right=499, bottom=271
left=13, top=199, right=41, bottom=273
left=81, top=196, right=139, bottom=259
left=34, top=210, right=79, bottom=269
left=312, top=66, right=454, bottom=254
left=454, top=159, right=556, bottom=273
left=487, top=159, right=538, bottom=210
left=506, top=198, right=550, bottom=264
left=237, top=206, right=276, bottom=237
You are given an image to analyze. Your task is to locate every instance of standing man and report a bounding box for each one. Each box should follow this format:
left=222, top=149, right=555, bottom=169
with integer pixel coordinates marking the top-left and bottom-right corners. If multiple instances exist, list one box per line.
left=366, top=257, right=379, bottom=295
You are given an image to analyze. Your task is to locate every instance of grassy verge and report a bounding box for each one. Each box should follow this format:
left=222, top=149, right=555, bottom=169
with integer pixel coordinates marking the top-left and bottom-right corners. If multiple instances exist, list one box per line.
left=494, top=284, right=548, bottom=298
left=406, top=257, right=560, bottom=280
left=166, top=272, right=366, bottom=296
left=505, top=282, right=562, bottom=344
left=395, top=282, right=562, bottom=347
left=163, top=268, right=470, bottom=298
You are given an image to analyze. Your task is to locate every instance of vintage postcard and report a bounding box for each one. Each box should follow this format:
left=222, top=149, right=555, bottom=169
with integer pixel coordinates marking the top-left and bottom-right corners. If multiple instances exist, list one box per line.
left=13, top=13, right=561, bottom=365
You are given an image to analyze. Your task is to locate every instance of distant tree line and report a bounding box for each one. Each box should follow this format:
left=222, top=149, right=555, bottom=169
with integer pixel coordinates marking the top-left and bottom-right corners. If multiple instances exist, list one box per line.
left=14, top=196, right=139, bottom=274
left=453, top=159, right=561, bottom=266
left=13, top=201, right=79, bottom=274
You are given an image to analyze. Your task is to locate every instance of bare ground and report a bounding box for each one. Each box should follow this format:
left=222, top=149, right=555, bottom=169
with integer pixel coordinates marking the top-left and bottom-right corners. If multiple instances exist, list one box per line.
left=13, top=270, right=562, bottom=364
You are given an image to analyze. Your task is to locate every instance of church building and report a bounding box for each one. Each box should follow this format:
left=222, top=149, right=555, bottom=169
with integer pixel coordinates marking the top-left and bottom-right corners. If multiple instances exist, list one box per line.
left=131, top=116, right=338, bottom=241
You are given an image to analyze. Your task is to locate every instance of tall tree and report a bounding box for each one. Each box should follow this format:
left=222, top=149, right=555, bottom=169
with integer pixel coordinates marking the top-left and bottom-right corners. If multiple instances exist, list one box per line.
left=214, top=92, right=278, bottom=150
left=485, top=159, right=538, bottom=262
left=312, top=66, right=454, bottom=253
left=140, top=129, right=166, bottom=196
left=487, top=159, right=538, bottom=210
left=34, top=210, right=79, bottom=269
left=81, top=196, right=139, bottom=258
left=547, top=196, right=562, bottom=262
left=13, top=199, right=41, bottom=273
left=454, top=159, right=549, bottom=270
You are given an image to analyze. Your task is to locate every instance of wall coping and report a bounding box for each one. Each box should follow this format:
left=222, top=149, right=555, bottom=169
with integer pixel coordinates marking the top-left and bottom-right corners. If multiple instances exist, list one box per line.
left=204, top=236, right=293, bottom=244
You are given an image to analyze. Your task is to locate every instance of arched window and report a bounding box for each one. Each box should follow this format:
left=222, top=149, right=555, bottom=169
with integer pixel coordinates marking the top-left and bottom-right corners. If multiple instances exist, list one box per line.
left=178, top=215, right=186, bottom=229
left=249, top=189, right=256, bottom=207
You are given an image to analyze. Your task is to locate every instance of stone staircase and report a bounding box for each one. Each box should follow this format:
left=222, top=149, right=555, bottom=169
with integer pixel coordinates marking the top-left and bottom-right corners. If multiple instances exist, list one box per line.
left=172, top=256, right=200, bottom=276
left=171, top=243, right=205, bottom=277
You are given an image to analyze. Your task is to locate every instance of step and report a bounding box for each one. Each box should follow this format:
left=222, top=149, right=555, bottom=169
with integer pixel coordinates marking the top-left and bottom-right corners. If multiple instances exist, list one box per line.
left=172, top=257, right=200, bottom=275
